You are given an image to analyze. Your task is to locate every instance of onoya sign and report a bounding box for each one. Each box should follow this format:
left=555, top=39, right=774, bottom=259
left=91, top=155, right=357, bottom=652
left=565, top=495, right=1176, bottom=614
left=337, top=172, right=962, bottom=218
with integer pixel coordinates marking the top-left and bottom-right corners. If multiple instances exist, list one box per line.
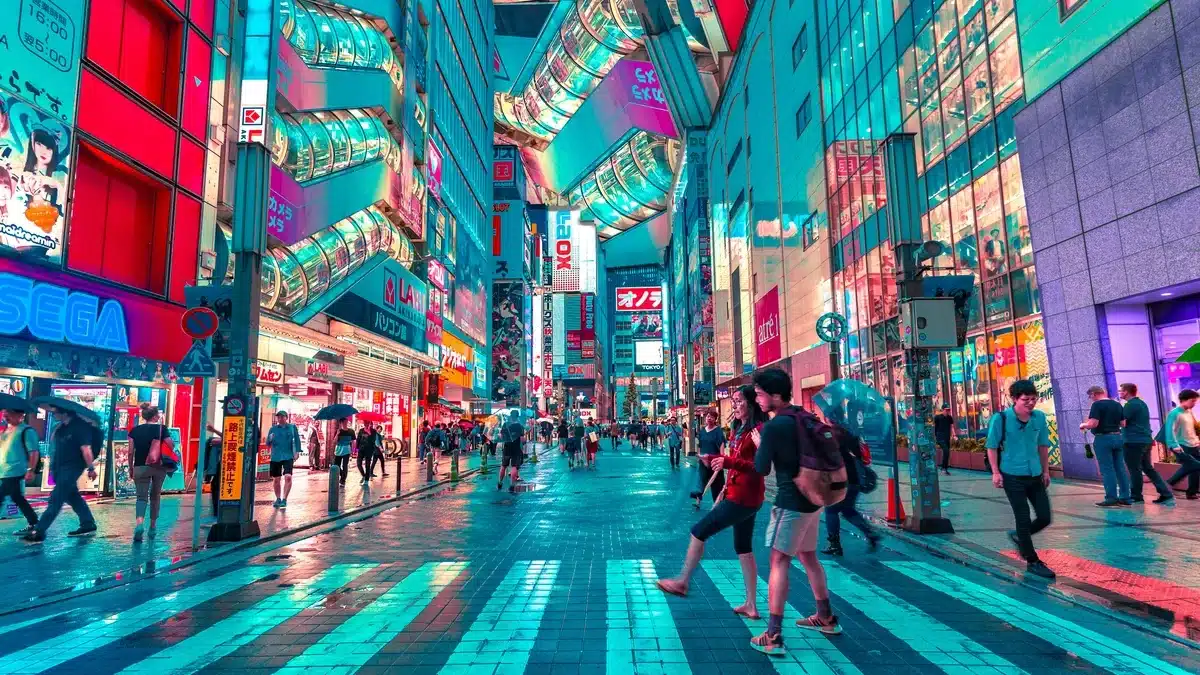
left=615, top=286, right=662, bottom=312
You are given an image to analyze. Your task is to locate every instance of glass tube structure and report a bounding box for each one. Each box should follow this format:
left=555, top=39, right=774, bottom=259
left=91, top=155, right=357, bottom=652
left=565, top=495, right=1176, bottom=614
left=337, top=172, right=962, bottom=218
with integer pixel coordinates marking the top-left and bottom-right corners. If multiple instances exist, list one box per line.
left=270, top=108, right=402, bottom=183
left=278, top=0, right=404, bottom=90
left=568, top=131, right=679, bottom=238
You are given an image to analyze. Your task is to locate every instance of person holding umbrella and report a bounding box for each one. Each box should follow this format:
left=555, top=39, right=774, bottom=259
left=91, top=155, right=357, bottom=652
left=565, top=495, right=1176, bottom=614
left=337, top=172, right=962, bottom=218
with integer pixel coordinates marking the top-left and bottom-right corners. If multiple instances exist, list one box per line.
left=25, top=397, right=100, bottom=542
left=314, top=404, right=358, bottom=488
left=0, top=394, right=40, bottom=536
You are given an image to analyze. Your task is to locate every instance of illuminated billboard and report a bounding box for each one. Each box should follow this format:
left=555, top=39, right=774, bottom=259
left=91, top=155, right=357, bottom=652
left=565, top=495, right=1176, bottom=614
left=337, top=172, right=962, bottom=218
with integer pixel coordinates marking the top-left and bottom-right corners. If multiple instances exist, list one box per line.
left=635, top=340, right=665, bottom=369
left=615, top=286, right=663, bottom=312
left=550, top=209, right=580, bottom=292
left=0, top=95, right=73, bottom=266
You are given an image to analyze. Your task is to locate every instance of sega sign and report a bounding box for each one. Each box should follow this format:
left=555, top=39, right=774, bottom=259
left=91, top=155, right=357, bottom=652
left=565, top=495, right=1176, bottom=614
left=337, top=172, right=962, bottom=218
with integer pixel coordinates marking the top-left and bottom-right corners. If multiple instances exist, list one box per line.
left=0, top=272, right=130, bottom=353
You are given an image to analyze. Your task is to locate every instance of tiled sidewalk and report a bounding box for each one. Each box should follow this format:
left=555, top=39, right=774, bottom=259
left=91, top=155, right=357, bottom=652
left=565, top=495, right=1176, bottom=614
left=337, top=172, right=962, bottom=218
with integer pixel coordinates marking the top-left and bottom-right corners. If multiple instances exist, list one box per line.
left=856, top=466, right=1200, bottom=639
left=0, top=447, right=511, bottom=608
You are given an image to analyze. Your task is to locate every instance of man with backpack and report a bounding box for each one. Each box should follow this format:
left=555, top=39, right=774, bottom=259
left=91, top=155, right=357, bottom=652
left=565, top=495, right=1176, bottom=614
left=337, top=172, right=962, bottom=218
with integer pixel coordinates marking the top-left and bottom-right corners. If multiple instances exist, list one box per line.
left=499, top=412, right=524, bottom=492
left=0, top=406, right=40, bottom=536
left=821, top=425, right=880, bottom=556
left=665, top=417, right=684, bottom=469
left=986, top=379, right=1056, bottom=579
left=750, top=369, right=844, bottom=655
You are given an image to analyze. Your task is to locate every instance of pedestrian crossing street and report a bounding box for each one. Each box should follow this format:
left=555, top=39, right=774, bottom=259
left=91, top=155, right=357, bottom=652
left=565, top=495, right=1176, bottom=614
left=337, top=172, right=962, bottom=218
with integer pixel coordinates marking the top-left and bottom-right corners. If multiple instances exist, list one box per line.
left=0, top=557, right=1192, bottom=675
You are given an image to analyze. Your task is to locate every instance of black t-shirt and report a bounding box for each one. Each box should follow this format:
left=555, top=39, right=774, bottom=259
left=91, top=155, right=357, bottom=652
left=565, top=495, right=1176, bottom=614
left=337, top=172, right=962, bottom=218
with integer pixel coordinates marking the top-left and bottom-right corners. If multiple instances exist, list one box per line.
left=336, top=429, right=355, bottom=447
left=1088, top=399, right=1125, bottom=434
left=933, top=414, right=954, bottom=441
left=505, top=422, right=524, bottom=445
left=754, top=408, right=819, bottom=513
left=556, top=423, right=568, bottom=437
left=129, top=423, right=169, bottom=467
left=357, top=429, right=380, bottom=452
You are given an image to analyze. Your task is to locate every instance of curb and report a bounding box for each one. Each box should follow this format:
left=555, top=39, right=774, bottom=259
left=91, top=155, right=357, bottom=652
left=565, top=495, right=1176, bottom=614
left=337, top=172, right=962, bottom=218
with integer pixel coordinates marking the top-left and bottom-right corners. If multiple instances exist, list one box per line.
left=2, top=455, right=512, bottom=617
left=864, top=512, right=1200, bottom=651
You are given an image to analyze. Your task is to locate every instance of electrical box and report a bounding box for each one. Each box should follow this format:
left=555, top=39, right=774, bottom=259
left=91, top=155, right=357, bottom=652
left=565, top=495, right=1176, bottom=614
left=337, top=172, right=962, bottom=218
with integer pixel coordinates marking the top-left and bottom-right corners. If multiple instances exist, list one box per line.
left=900, top=298, right=961, bottom=349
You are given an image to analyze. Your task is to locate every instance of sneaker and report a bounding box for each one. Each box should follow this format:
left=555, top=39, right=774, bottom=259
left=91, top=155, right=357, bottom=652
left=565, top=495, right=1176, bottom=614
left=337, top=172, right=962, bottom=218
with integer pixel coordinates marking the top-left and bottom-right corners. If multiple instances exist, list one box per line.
left=280, top=499, right=287, bottom=508
left=68, top=525, right=97, bottom=537
left=1118, top=500, right=1133, bottom=506
left=1026, top=561, right=1056, bottom=579
left=750, top=631, right=786, bottom=656
left=497, top=482, right=504, bottom=490
left=866, top=534, right=880, bottom=552
left=1095, top=500, right=1122, bottom=507
left=508, top=485, right=516, bottom=494
left=11, top=526, right=35, bottom=537
left=1007, top=530, right=1020, bottom=549
left=796, top=614, right=842, bottom=635
left=147, top=526, right=157, bottom=539
left=1130, top=496, right=1145, bottom=503
left=22, top=530, right=44, bottom=543
left=1153, top=494, right=1176, bottom=504
left=272, top=498, right=283, bottom=508
left=133, top=526, right=144, bottom=542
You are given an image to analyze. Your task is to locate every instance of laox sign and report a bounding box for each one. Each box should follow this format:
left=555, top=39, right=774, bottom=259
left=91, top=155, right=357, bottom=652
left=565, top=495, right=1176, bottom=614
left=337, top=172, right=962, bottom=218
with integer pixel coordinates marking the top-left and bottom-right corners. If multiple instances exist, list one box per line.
left=554, top=211, right=573, bottom=270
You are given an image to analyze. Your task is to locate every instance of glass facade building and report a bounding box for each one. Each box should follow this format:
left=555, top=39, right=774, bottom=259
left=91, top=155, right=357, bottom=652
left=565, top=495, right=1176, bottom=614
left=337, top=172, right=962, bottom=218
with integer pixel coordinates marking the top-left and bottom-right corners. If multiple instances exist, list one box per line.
left=271, top=109, right=403, bottom=183
left=571, top=133, right=680, bottom=236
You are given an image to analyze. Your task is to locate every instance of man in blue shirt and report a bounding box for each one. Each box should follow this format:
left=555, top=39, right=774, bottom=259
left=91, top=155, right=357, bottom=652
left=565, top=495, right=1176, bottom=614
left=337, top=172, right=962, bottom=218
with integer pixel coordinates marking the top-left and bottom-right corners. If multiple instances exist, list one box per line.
left=1119, top=383, right=1173, bottom=504
left=986, top=379, right=1055, bottom=579
left=266, top=411, right=300, bottom=508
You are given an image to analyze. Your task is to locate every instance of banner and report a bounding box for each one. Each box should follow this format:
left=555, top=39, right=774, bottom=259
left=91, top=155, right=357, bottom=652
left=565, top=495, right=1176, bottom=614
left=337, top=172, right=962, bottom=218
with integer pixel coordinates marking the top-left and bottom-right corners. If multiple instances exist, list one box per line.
left=0, top=95, right=73, bottom=266
left=542, top=290, right=554, bottom=396
left=630, top=312, right=663, bottom=339
left=440, top=332, right=473, bottom=389
left=491, top=281, right=524, bottom=404
left=754, top=286, right=782, bottom=366
left=325, top=259, right=429, bottom=354
left=427, top=139, right=443, bottom=199
left=550, top=209, right=580, bottom=291
left=615, top=286, right=663, bottom=312
left=0, top=0, right=87, bottom=125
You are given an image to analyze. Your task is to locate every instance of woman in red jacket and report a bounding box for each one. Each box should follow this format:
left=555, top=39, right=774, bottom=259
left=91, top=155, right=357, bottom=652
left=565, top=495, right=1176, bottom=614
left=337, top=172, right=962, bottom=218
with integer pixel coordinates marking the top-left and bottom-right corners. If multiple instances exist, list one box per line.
left=657, top=385, right=769, bottom=618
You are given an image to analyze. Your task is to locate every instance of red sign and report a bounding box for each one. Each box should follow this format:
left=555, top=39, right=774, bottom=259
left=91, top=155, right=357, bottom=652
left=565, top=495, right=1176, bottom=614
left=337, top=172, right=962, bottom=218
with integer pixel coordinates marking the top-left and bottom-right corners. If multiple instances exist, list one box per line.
left=427, top=259, right=447, bottom=290
left=242, top=107, right=263, bottom=125
left=493, top=160, right=514, bottom=182
left=492, top=215, right=502, bottom=255
left=253, top=360, right=284, bottom=384
left=181, top=307, right=219, bottom=339
left=754, top=287, right=782, bottom=366
left=615, top=286, right=663, bottom=312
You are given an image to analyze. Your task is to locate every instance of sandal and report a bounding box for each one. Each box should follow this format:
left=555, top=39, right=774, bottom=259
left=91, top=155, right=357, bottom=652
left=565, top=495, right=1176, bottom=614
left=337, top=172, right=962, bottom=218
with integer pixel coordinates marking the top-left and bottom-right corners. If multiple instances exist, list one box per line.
left=655, top=579, right=688, bottom=597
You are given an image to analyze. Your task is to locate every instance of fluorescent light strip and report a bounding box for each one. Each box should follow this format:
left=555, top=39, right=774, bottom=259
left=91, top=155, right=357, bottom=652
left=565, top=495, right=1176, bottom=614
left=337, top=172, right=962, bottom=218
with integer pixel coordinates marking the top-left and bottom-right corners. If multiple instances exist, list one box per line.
left=703, top=559, right=863, bottom=673
left=118, top=564, right=377, bottom=675
left=886, top=562, right=1194, bottom=675
left=818, top=560, right=1027, bottom=673
left=0, top=565, right=284, bottom=675
left=438, top=560, right=560, bottom=672
left=276, top=561, right=467, bottom=672
left=606, top=559, right=691, bottom=672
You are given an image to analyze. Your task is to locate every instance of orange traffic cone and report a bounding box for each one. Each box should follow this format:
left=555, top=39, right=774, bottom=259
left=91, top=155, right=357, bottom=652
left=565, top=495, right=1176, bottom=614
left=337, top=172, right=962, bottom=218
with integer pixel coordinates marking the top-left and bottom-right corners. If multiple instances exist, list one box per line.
left=886, top=478, right=907, bottom=523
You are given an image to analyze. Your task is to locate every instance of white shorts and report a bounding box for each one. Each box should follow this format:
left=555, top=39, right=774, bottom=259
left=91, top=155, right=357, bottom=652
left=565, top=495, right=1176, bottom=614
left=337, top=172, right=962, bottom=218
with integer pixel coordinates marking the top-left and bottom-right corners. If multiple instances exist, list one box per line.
left=764, top=506, right=822, bottom=556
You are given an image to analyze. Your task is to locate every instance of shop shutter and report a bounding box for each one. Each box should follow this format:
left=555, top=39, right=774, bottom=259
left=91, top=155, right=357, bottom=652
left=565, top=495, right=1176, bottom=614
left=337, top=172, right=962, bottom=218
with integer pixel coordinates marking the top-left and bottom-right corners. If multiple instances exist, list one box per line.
left=343, top=353, right=415, bottom=397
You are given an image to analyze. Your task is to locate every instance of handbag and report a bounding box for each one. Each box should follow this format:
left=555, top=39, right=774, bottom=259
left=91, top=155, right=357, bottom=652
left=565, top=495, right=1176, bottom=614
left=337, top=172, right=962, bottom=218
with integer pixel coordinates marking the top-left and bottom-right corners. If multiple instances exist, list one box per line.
left=148, top=425, right=180, bottom=473
left=1084, top=431, right=1095, bottom=459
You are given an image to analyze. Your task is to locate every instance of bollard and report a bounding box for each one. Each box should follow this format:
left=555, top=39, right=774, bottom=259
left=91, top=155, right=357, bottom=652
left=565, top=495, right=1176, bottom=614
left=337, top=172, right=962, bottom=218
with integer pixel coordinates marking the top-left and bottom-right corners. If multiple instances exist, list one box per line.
left=328, top=464, right=340, bottom=512
left=426, top=448, right=435, bottom=482
left=529, top=441, right=539, bottom=464
left=395, top=455, right=402, bottom=494
left=450, top=449, right=460, bottom=482
left=478, top=445, right=491, bottom=475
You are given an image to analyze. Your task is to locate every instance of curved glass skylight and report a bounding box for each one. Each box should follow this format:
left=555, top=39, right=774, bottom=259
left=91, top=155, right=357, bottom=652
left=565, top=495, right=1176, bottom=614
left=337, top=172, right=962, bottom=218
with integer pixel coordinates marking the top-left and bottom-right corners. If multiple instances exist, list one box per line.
left=568, top=131, right=678, bottom=235
left=221, top=205, right=414, bottom=317
left=270, top=108, right=401, bottom=183
left=278, top=0, right=403, bottom=90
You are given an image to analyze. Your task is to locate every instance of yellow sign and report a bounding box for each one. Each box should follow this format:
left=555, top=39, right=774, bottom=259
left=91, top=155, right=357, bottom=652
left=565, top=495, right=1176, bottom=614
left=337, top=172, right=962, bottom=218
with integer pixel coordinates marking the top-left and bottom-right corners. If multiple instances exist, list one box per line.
left=219, top=416, right=246, bottom=501
left=440, top=332, right=474, bottom=389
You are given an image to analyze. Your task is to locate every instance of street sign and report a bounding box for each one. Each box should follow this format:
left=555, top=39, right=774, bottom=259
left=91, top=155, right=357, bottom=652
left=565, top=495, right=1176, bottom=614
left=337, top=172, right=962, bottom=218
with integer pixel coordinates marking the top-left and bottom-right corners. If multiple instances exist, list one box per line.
left=219, top=415, right=246, bottom=502
left=185, top=285, right=234, bottom=360
left=178, top=340, right=217, bottom=377
left=223, top=394, right=247, bottom=417
left=181, top=307, right=219, bottom=340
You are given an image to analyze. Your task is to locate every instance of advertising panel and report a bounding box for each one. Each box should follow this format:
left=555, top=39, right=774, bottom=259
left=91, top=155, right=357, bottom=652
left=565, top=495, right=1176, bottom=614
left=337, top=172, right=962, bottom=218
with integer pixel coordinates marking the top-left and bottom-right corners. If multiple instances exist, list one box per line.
left=390, top=143, right=425, bottom=240
left=542, top=290, right=554, bottom=396
left=491, top=200, right=526, bottom=279
left=615, top=286, right=663, bottom=312
left=1, top=0, right=87, bottom=125
left=427, top=139, right=443, bottom=199
left=531, top=292, right=543, bottom=400
left=324, top=259, right=429, bottom=354
left=630, top=312, right=663, bottom=339
left=581, top=293, right=595, bottom=358
left=0, top=95, right=73, bottom=266
left=634, top=340, right=665, bottom=373
left=491, top=281, right=524, bottom=404
left=440, top=332, right=473, bottom=389
left=550, top=209, right=580, bottom=292
left=453, top=232, right=488, bottom=344
left=754, top=286, right=782, bottom=366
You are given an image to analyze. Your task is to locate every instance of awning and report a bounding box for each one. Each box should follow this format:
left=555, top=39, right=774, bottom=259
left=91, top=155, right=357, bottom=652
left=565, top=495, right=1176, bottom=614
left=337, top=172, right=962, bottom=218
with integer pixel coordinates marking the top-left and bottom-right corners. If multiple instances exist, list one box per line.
left=438, top=397, right=465, bottom=414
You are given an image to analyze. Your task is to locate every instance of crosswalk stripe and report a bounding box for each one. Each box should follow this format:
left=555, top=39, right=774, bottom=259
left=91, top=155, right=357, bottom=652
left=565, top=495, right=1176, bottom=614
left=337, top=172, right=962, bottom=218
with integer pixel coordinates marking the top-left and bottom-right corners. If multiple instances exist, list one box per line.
left=439, top=560, right=560, bottom=673
left=607, top=559, right=691, bottom=674
left=0, top=610, right=73, bottom=638
left=275, top=561, right=467, bottom=673
left=818, top=560, right=1028, bottom=674
left=887, top=561, right=1194, bottom=675
left=703, top=559, right=863, bottom=674
left=118, top=564, right=377, bottom=675
left=0, top=565, right=284, bottom=675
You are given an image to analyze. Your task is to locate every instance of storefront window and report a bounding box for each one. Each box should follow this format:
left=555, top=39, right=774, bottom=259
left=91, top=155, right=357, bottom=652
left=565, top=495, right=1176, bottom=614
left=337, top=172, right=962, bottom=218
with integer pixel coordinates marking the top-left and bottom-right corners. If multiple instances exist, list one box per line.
left=950, top=185, right=977, bottom=271
left=916, top=22, right=937, bottom=74
left=989, top=22, right=1023, bottom=112
left=928, top=202, right=952, bottom=267
left=922, top=109, right=944, bottom=164
left=1011, top=266, right=1041, bottom=318
left=965, top=58, right=992, bottom=129
left=975, top=169, right=1007, bottom=278
left=935, top=2, right=960, bottom=74
left=983, top=275, right=1012, bottom=324
left=1017, top=319, right=1059, bottom=466
left=941, top=75, right=967, bottom=151
left=899, top=48, right=919, bottom=119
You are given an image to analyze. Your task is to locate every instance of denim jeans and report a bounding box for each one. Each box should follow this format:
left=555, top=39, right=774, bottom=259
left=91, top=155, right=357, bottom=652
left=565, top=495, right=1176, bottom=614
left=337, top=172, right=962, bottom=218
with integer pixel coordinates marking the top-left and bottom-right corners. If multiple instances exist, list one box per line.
left=1123, top=443, right=1172, bottom=499
left=1093, top=434, right=1129, bottom=501
left=1167, top=446, right=1200, bottom=496
left=825, top=485, right=875, bottom=539
left=0, top=476, right=38, bottom=526
left=34, top=467, right=95, bottom=535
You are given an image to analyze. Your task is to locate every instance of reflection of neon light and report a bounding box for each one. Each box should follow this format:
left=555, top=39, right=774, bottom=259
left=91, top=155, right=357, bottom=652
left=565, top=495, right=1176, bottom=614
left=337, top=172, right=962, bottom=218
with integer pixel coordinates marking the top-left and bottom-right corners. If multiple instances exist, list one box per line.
left=0, top=273, right=130, bottom=352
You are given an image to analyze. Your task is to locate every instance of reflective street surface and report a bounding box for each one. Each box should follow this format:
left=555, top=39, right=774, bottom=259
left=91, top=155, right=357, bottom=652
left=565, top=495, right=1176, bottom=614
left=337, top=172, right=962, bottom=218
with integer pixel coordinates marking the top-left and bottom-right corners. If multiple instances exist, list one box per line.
left=0, top=448, right=1196, bottom=675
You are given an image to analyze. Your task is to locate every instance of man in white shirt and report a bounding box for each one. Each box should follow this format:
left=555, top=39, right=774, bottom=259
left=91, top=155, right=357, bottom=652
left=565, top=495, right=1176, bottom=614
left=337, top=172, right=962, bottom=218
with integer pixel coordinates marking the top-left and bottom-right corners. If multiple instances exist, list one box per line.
left=1164, top=389, right=1200, bottom=499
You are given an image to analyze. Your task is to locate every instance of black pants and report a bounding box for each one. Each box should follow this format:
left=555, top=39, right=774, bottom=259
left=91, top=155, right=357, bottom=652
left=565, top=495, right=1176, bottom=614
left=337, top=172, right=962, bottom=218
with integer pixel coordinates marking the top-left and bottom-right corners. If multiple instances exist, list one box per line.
left=669, top=443, right=681, bottom=467
left=334, top=454, right=350, bottom=484
left=207, top=473, right=219, bottom=515
left=691, top=499, right=758, bottom=554
left=1123, top=443, right=1171, bottom=499
left=357, top=450, right=377, bottom=479
left=1002, top=473, right=1052, bottom=563
left=937, top=438, right=951, bottom=470
left=0, top=476, right=38, bottom=526
left=1167, top=446, right=1200, bottom=496
left=694, top=461, right=725, bottom=502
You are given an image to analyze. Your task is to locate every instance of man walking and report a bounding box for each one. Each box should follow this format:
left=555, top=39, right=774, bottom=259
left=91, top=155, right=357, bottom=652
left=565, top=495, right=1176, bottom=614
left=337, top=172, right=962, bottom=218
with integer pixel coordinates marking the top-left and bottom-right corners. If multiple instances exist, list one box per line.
left=665, top=417, right=684, bottom=469
left=1164, top=389, right=1200, bottom=499
left=934, top=405, right=955, bottom=474
left=0, top=407, right=40, bottom=536
left=986, top=379, right=1056, bottom=579
left=499, top=412, right=524, bottom=493
left=1081, top=386, right=1130, bottom=506
left=750, top=369, right=840, bottom=656
left=267, top=411, right=300, bottom=507
left=1119, top=383, right=1173, bottom=504
left=25, top=409, right=98, bottom=542
left=356, top=420, right=382, bottom=484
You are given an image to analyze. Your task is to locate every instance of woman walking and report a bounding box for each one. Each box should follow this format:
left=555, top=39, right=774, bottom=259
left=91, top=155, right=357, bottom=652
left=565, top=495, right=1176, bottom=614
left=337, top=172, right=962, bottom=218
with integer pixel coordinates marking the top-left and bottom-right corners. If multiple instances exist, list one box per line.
left=821, top=424, right=880, bottom=555
left=128, top=404, right=171, bottom=542
left=332, top=418, right=355, bottom=487
left=656, top=385, right=768, bottom=619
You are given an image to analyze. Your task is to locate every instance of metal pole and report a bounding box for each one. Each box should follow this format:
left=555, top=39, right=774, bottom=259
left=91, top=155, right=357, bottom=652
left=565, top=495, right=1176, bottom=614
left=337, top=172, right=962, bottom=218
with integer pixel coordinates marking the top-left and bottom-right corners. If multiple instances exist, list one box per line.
left=191, top=376, right=214, bottom=551
left=395, top=454, right=402, bottom=493
left=327, top=463, right=339, bottom=512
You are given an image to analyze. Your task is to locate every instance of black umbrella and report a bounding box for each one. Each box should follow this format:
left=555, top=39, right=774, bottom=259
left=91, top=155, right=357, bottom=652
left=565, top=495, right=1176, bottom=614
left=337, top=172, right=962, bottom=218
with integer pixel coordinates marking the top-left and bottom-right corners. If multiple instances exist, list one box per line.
left=31, top=395, right=102, bottom=424
left=0, top=393, right=36, bottom=414
left=314, top=403, right=358, bottom=421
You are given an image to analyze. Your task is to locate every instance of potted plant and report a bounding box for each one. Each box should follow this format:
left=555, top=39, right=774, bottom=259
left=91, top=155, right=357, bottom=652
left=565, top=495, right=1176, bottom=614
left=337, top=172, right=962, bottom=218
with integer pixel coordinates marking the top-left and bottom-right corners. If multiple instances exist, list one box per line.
left=949, top=438, right=975, bottom=470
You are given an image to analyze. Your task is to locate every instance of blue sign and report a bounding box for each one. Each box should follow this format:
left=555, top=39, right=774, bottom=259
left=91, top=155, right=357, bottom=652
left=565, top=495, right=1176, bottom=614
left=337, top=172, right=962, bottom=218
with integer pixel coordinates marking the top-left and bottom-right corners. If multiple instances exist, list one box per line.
left=0, top=0, right=87, bottom=124
left=177, top=340, right=216, bottom=377
left=326, top=260, right=429, bottom=353
left=0, top=272, right=129, bottom=352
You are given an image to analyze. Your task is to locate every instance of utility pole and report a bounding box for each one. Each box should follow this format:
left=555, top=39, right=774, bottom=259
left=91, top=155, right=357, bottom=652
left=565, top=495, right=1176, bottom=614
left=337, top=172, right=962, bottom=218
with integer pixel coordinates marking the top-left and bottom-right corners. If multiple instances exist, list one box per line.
left=209, top=0, right=279, bottom=542
left=882, top=133, right=954, bottom=535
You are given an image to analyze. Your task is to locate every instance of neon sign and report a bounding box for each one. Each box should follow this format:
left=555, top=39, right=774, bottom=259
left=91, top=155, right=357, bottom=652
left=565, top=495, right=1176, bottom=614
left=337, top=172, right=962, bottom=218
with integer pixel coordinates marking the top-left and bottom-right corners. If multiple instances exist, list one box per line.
left=0, top=272, right=129, bottom=352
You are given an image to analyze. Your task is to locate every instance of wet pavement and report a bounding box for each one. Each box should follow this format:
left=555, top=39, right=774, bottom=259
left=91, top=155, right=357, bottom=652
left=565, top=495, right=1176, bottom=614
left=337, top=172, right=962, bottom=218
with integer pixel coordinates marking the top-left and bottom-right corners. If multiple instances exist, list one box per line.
left=0, top=444, right=1196, bottom=674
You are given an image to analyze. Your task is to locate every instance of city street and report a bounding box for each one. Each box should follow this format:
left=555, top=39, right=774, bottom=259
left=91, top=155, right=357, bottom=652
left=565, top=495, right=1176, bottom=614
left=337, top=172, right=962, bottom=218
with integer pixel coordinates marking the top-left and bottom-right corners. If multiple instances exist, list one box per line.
left=0, top=447, right=1196, bottom=675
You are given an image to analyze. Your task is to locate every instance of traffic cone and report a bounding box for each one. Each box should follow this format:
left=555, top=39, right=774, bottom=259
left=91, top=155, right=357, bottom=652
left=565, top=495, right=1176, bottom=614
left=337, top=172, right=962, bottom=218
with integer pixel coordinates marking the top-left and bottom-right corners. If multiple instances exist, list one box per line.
left=886, top=478, right=907, bottom=523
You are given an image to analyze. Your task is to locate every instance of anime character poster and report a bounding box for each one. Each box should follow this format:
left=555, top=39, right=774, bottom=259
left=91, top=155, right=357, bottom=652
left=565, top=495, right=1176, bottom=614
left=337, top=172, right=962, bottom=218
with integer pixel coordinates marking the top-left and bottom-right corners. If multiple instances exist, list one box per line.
left=491, top=281, right=525, bottom=405
left=0, top=95, right=71, bottom=265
